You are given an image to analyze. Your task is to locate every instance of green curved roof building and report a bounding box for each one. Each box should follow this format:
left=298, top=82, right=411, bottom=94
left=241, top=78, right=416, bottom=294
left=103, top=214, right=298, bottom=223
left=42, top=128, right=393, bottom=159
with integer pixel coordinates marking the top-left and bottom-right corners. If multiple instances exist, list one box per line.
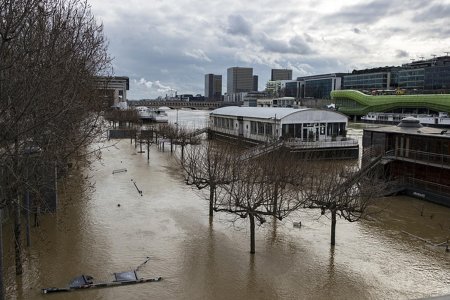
left=331, top=90, right=450, bottom=116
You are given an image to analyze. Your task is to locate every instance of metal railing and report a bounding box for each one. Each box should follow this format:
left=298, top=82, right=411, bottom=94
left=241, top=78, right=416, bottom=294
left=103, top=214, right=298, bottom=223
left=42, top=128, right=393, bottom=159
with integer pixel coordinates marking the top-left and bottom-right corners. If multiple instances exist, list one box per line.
left=240, top=141, right=284, bottom=160
left=384, top=148, right=450, bottom=168
left=401, top=177, right=450, bottom=195
left=284, top=138, right=359, bottom=149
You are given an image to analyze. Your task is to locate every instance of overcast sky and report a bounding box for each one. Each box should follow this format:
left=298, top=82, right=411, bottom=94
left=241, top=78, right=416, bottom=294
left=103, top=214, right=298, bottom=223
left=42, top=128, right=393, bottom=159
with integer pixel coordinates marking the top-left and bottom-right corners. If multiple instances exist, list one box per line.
left=90, top=0, right=450, bottom=100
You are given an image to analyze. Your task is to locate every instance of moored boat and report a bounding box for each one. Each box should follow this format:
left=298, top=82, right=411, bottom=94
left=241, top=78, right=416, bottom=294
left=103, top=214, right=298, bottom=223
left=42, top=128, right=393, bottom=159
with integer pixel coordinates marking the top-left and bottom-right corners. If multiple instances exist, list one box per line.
left=134, top=106, right=168, bottom=122
left=135, top=106, right=153, bottom=121
left=152, top=107, right=168, bottom=123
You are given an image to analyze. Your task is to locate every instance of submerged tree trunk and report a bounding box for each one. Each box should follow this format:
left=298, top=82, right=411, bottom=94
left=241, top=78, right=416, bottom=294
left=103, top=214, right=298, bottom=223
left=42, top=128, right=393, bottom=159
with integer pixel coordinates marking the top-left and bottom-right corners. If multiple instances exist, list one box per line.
left=209, top=186, right=215, bottom=217
left=273, top=182, right=278, bottom=216
left=13, top=140, right=22, bottom=275
left=249, top=213, right=255, bottom=254
left=331, top=209, right=337, bottom=246
left=25, top=191, right=31, bottom=247
left=13, top=198, right=22, bottom=275
left=181, top=144, right=185, bottom=162
left=0, top=210, right=4, bottom=300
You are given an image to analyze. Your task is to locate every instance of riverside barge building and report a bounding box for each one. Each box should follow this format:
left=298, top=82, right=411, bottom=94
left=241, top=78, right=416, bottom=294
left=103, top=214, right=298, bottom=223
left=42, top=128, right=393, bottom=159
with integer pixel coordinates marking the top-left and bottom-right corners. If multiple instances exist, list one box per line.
left=363, top=117, right=450, bottom=206
left=209, top=107, right=358, bottom=158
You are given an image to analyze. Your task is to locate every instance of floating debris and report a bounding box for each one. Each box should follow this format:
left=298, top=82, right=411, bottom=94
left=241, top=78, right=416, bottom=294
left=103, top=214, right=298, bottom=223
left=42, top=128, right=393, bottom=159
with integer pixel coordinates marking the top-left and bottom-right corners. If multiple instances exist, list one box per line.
left=42, top=258, right=161, bottom=294
left=131, top=179, right=143, bottom=196
left=112, top=168, right=127, bottom=174
left=42, top=273, right=162, bottom=294
left=401, top=231, right=449, bottom=250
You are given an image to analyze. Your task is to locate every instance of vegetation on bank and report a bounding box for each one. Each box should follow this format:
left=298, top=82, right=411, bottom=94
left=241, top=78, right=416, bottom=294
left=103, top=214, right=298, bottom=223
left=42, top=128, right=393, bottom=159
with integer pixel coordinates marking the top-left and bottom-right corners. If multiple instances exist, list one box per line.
left=0, top=0, right=111, bottom=298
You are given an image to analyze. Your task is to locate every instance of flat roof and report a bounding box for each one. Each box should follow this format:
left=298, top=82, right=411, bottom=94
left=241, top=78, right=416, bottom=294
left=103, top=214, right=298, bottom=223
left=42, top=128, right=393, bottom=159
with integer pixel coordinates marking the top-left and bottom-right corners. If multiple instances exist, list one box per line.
left=364, top=124, right=450, bottom=138
left=210, top=106, right=311, bottom=119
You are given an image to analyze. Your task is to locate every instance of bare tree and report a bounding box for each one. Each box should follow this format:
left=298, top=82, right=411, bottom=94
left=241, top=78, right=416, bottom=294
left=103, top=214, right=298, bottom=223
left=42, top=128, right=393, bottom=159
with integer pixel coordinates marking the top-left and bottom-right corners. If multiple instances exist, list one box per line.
left=214, top=152, right=304, bottom=254
left=173, top=126, right=201, bottom=162
left=105, top=109, right=140, bottom=128
left=0, top=0, right=111, bottom=291
left=181, top=140, right=236, bottom=217
left=302, top=160, right=386, bottom=246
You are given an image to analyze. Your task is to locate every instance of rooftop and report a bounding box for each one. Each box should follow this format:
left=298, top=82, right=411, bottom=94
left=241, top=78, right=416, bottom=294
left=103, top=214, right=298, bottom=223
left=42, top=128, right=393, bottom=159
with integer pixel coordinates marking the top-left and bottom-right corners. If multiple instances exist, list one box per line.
left=210, top=106, right=311, bottom=119
left=364, top=118, right=450, bottom=138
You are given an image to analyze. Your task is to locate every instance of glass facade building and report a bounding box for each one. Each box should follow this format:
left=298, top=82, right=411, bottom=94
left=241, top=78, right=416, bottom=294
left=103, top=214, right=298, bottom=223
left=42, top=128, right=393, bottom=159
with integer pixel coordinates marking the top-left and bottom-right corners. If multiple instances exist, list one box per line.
left=285, top=81, right=300, bottom=98
left=424, top=66, right=450, bottom=90
left=297, top=74, right=344, bottom=99
left=342, top=67, right=399, bottom=90
left=344, top=72, right=390, bottom=89
left=304, top=78, right=333, bottom=99
left=398, top=68, right=425, bottom=89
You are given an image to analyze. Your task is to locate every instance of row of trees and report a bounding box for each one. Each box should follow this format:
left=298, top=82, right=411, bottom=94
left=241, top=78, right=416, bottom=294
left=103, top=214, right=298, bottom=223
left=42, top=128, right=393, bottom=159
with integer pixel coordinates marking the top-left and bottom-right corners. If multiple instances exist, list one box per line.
left=181, top=141, right=385, bottom=253
left=0, top=0, right=111, bottom=298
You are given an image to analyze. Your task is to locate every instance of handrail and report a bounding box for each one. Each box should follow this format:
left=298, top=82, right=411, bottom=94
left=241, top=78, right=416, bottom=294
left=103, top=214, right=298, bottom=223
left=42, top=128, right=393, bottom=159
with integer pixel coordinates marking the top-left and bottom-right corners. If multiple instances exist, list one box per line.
left=384, top=148, right=450, bottom=167
left=240, top=140, right=284, bottom=160
left=405, top=177, right=450, bottom=194
left=284, top=138, right=358, bottom=148
left=190, top=128, right=207, bottom=137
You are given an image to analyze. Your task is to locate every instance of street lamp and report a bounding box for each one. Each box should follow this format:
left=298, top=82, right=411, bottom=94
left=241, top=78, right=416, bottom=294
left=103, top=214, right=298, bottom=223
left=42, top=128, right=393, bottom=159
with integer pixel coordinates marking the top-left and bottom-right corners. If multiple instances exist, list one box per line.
left=175, top=108, right=179, bottom=134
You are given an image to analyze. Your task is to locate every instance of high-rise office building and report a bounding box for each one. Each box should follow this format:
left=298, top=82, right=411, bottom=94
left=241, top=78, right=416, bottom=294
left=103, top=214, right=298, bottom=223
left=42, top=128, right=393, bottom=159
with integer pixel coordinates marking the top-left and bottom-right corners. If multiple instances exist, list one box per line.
left=253, top=75, right=258, bottom=91
left=227, top=67, right=253, bottom=94
left=271, top=69, right=293, bottom=81
left=204, top=74, right=222, bottom=100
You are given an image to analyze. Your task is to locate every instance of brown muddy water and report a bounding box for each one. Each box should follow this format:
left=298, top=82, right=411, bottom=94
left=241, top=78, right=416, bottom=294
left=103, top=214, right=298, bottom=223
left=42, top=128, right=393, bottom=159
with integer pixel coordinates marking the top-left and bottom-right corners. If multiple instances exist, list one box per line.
left=2, top=110, right=450, bottom=300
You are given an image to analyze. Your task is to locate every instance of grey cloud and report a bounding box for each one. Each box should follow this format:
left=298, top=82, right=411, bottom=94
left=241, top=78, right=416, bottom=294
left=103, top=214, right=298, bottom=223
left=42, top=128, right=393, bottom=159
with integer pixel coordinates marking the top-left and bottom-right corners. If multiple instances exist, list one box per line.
left=412, top=3, right=450, bottom=22
left=289, top=36, right=314, bottom=54
left=227, top=14, right=252, bottom=36
left=385, top=27, right=409, bottom=34
left=396, top=0, right=434, bottom=10
left=261, top=34, right=314, bottom=55
left=304, top=33, right=314, bottom=43
left=395, top=50, right=409, bottom=58
left=329, top=0, right=394, bottom=24
left=90, top=0, right=447, bottom=99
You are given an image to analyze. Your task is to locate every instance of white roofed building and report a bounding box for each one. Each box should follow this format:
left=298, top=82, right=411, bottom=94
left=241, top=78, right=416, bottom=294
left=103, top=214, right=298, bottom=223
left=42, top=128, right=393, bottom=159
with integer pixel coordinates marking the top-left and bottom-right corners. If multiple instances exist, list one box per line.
left=209, top=107, right=358, bottom=157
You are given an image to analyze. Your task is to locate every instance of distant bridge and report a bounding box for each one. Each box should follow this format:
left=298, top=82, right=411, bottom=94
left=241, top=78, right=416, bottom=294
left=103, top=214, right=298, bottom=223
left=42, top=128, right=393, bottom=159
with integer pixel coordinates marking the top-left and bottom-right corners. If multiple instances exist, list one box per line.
left=129, top=100, right=233, bottom=110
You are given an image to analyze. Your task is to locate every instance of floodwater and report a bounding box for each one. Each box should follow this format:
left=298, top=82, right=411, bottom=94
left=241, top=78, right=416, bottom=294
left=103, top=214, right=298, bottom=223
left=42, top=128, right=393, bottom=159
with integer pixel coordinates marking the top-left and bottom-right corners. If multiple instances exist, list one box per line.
left=3, top=110, right=450, bottom=300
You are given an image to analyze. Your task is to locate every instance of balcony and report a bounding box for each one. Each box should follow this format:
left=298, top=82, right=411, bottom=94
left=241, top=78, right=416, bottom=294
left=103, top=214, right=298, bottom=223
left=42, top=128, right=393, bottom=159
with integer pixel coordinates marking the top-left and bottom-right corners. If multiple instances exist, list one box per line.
left=284, top=137, right=359, bottom=149
left=384, top=148, right=450, bottom=170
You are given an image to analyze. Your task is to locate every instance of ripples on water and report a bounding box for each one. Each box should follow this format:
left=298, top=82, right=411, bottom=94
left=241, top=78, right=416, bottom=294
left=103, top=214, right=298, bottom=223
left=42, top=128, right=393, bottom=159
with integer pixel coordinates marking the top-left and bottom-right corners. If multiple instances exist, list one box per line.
left=3, top=110, right=450, bottom=300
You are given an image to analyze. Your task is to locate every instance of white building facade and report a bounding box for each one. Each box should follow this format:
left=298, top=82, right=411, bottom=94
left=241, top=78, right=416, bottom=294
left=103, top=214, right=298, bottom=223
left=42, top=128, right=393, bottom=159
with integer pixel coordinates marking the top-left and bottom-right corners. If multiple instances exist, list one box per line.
left=209, top=107, right=349, bottom=143
left=257, top=97, right=296, bottom=107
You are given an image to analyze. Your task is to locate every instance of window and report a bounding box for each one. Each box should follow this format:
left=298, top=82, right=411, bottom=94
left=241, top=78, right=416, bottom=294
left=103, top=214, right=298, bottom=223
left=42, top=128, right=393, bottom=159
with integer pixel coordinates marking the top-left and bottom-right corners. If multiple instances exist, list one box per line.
left=258, top=122, right=265, bottom=135
left=250, top=121, right=257, bottom=134
left=266, top=123, right=273, bottom=136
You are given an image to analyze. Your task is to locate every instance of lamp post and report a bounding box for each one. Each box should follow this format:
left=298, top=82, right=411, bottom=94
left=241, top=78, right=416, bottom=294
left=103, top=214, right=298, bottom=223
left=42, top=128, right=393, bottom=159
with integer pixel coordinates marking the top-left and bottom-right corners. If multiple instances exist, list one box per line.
left=175, top=108, right=179, bottom=134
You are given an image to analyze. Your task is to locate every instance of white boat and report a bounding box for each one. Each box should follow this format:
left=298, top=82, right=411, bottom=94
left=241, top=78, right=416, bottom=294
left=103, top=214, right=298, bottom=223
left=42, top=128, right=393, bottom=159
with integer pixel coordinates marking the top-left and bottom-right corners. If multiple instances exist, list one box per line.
left=135, top=106, right=153, bottom=121
left=134, top=106, right=168, bottom=122
left=152, top=108, right=168, bottom=123
left=361, top=112, right=450, bottom=127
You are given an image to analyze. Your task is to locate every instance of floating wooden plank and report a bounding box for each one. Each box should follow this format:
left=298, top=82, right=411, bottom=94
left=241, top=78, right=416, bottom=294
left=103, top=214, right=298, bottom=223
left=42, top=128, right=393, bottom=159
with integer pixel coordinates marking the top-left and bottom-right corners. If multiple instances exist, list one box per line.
left=42, top=276, right=162, bottom=294
left=112, top=168, right=127, bottom=174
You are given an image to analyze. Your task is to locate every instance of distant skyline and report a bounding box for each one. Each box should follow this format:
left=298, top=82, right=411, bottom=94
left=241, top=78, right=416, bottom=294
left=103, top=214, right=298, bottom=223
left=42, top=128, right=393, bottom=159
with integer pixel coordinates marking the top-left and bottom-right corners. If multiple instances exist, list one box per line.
left=90, top=0, right=450, bottom=99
